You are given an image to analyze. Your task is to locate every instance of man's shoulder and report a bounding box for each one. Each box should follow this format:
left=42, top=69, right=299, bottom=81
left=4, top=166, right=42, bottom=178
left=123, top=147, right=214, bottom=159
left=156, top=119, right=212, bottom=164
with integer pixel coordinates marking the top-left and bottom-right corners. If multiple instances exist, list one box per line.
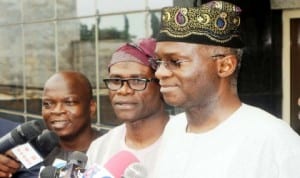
left=88, top=124, right=125, bottom=150
left=237, top=104, right=300, bottom=142
left=240, top=103, right=278, bottom=119
left=86, top=124, right=126, bottom=166
left=238, top=104, right=288, bottom=129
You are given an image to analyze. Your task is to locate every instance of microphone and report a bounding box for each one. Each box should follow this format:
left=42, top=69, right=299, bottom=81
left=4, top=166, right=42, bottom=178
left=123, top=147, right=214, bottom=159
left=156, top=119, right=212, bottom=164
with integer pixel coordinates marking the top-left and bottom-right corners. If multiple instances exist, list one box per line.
left=83, top=150, right=139, bottom=178
left=0, top=119, right=46, bottom=153
left=11, top=129, right=59, bottom=169
left=122, top=162, right=148, bottom=178
left=30, top=129, right=59, bottom=157
left=62, top=151, right=87, bottom=178
left=39, top=165, right=60, bottom=178
left=39, top=151, right=87, bottom=178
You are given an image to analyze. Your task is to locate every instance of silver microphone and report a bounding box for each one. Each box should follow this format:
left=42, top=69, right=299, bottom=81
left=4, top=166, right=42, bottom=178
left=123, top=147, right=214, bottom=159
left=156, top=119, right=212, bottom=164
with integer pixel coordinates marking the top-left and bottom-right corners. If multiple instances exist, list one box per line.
left=123, top=162, right=148, bottom=178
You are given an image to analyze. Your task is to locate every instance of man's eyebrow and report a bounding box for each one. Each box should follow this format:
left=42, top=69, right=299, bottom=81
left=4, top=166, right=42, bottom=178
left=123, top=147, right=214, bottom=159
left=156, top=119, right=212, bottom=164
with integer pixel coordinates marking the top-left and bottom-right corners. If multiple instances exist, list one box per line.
left=109, top=74, right=147, bottom=78
left=108, top=74, right=121, bottom=78
left=158, top=51, right=188, bottom=59
left=41, top=95, right=78, bottom=99
left=63, top=95, right=79, bottom=99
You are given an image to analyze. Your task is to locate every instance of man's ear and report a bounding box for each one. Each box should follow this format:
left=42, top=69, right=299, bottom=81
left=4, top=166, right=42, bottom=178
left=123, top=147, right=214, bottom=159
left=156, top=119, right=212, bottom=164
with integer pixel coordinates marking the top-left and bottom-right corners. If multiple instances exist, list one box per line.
left=216, top=55, right=237, bottom=77
left=89, top=100, right=97, bottom=118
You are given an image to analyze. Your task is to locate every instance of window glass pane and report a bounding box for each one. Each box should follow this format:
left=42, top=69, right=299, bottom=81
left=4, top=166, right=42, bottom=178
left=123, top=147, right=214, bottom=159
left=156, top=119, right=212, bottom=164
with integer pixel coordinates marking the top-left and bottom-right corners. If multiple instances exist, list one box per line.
left=148, top=0, right=173, bottom=9
left=22, top=0, right=55, bottom=22
left=57, top=0, right=96, bottom=19
left=57, top=17, right=97, bottom=87
left=97, top=0, right=146, bottom=14
left=0, top=0, right=177, bottom=127
left=99, top=11, right=161, bottom=40
left=0, top=26, right=24, bottom=113
left=23, top=22, right=55, bottom=115
left=0, top=0, right=21, bottom=25
left=97, top=0, right=173, bottom=14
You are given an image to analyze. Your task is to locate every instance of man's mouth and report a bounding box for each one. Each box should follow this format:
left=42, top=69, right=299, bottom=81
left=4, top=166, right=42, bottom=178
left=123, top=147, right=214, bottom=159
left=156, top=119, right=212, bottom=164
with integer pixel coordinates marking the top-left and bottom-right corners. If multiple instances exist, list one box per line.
left=51, top=120, right=70, bottom=129
left=160, top=84, right=177, bottom=93
left=114, top=102, right=136, bottom=110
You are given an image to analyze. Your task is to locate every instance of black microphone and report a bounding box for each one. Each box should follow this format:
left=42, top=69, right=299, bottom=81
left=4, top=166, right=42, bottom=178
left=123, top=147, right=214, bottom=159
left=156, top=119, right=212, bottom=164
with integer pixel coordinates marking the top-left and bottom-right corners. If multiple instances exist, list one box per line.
left=0, top=119, right=46, bottom=153
left=30, top=129, right=59, bottom=157
left=10, top=129, right=59, bottom=169
left=39, top=151, right=87, bottom=178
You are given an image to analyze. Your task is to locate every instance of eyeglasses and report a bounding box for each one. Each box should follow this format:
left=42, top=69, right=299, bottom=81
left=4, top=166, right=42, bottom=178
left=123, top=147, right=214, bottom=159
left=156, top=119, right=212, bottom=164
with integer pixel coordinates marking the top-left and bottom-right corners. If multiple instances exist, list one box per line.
left=103, top=78, right=158, bottom=91
left=149, top=54, right=233, bottom=70
left=149, top=58, right=190, bottom=71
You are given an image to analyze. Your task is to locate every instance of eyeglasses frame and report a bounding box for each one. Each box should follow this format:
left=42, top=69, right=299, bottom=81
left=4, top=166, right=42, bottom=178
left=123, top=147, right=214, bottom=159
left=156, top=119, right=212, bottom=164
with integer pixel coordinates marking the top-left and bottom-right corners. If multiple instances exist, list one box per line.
left=103, top=78, right=158, bottom=91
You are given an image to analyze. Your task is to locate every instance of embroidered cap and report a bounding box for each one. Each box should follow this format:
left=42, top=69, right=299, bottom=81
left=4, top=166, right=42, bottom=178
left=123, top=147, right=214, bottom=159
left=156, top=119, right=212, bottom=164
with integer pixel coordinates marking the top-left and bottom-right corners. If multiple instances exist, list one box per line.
left=157, top=1, right=244, bottom=48
left=108, top=38, right=156, bottom=71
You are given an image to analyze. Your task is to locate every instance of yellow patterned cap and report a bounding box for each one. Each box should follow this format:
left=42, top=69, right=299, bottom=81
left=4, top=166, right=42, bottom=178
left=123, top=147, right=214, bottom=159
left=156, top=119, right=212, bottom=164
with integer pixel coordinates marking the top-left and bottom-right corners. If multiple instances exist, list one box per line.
left=157, top=1, right=244, bottom=48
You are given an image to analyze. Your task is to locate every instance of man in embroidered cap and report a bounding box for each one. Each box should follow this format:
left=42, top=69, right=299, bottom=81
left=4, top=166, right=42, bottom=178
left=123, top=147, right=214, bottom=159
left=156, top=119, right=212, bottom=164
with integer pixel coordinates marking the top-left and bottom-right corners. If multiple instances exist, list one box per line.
left=86, top=38, right=170, bottom=176
left=152, top=1, right=300, bottom=178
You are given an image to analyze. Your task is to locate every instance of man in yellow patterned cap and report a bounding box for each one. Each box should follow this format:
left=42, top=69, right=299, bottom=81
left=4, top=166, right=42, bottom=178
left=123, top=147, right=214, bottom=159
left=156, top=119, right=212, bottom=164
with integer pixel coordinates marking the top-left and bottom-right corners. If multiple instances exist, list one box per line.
left=152, top=1, right=300, bottom=177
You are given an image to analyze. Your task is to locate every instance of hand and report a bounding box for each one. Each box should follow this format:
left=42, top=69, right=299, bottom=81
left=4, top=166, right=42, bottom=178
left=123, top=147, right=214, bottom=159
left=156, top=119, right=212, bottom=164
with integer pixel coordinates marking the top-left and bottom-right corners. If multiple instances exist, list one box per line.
left=0, top=151, right=21, bottom=178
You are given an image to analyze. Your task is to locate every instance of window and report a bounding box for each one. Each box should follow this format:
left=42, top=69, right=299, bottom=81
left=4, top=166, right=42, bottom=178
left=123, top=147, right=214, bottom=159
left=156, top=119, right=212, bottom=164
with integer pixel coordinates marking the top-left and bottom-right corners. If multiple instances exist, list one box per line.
left=0, top=0, right=174, bottom=129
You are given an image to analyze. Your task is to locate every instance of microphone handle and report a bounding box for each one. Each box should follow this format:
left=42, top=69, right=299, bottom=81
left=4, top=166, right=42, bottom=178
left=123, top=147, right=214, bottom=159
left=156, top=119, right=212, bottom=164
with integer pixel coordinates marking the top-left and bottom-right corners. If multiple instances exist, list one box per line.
left=62, top=164, right=84, bottom=178
left=0, top=133, right=16, bottom=153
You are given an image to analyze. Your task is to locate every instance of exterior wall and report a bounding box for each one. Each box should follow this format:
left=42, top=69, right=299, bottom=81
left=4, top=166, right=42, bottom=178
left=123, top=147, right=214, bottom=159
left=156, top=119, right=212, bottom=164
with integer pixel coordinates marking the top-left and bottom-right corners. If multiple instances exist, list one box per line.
left=0, top=0, right=174, bottom=127
left=271, top=0, right=300, bottom=9
left=282, top=9, right=300, bottom=125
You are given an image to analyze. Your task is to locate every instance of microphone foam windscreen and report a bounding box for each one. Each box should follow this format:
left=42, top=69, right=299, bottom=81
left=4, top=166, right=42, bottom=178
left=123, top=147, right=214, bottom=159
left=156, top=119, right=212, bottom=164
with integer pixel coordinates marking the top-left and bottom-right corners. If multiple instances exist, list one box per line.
left=123, top=162, right=148, bottom=178
left=104, top=150, right=139, bottom=178
left=68, top=151, right=88, bottom=168
left=32, top=130, right=59, bottom=157
left=11, top=119, right=46, bottom=144
left=39, top=165, right=59, bottom=178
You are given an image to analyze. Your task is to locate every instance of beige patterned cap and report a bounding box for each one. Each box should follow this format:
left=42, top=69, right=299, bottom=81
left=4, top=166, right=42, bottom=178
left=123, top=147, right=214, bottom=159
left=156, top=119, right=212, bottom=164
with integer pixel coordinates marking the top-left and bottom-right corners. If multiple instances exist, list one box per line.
left=157, top=1, right=244, bottom=48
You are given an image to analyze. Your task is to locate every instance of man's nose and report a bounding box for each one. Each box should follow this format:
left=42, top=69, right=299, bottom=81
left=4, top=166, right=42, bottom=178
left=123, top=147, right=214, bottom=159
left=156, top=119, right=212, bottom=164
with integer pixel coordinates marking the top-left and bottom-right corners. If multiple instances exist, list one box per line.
left=50, top=103, right=65, bottom=114
left=155, top=63, right=172, bottom=80
left=116, top=81, right=134, bottom=95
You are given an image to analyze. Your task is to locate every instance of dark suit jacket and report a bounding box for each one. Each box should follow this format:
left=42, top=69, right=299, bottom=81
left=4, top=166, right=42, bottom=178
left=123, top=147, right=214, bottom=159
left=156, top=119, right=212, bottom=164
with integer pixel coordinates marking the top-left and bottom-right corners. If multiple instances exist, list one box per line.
left=0, top=118, right=19, bottom=137
left=0, top=119, right=40, bottom=178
